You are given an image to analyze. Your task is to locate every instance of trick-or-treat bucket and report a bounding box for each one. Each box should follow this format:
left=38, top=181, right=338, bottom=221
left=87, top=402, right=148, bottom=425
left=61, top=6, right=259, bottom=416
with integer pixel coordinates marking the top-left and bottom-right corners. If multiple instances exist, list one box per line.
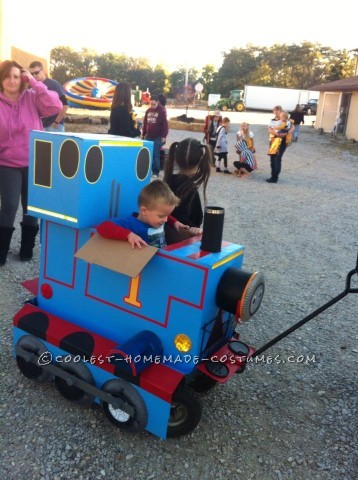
left=201, top=206, right=225, bottom=253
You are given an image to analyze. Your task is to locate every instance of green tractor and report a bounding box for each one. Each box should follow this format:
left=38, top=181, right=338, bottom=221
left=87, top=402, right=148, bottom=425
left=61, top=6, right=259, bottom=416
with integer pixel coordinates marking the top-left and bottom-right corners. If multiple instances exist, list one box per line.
left=217, top=90, right=246, bottom=112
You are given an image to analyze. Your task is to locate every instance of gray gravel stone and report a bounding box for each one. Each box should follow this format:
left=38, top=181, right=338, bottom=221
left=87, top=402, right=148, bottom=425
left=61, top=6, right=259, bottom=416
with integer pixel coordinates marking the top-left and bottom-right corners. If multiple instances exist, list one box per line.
left=1, top=109, right=357, bottom=480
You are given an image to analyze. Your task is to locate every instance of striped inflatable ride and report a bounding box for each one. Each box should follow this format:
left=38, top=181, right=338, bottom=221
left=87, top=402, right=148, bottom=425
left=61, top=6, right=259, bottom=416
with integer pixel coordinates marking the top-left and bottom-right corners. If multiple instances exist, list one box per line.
left=63, top=77, right=118, bottom=109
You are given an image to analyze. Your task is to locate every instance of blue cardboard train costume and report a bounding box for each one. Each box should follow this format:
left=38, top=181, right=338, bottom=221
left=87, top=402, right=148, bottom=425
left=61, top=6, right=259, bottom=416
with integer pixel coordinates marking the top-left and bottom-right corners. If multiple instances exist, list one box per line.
left=13, top=131, right=264, bottom=439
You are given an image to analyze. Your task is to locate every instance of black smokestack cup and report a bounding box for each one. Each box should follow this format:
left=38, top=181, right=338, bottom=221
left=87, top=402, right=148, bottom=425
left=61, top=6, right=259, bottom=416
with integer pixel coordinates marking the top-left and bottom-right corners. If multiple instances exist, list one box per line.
left=200, top=206, right=225, bottom=253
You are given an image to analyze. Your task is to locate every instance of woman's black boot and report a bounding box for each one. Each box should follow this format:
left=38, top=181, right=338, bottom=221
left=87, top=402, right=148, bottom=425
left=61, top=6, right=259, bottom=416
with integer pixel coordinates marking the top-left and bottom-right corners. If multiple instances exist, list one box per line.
left=19, top=223, right=39, bottom=261
left=0, top=226, right=15, bottom=265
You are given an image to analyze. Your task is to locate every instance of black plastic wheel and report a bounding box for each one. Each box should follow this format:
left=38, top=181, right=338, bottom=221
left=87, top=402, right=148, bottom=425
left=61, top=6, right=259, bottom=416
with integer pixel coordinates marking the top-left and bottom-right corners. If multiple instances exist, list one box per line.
left=167, top=386, right=202, bottom=438
left=54, top=356, right=94, bottom=407
left=102, top=379, right=147, bottom=433
left=189, top=373, right=218, bottom=393
left=16, top=335, right=52, bottom=383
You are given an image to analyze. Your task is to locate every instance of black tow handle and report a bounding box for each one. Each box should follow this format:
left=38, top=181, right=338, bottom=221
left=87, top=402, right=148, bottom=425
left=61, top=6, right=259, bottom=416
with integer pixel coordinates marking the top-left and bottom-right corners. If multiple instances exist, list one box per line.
left=252, top=254, right=358, bottom=359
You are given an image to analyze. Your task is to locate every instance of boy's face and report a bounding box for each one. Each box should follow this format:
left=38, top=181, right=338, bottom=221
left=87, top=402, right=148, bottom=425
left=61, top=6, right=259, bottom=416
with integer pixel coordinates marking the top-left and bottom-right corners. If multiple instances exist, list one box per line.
left=138, top=202, right=174, bottom=229
left=224, top=122, right=230, bottom=132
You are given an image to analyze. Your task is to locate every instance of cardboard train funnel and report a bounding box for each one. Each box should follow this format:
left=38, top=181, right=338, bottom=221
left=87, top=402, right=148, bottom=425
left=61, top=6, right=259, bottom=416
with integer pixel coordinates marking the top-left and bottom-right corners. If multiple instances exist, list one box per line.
left=200, top=206, right=225, bottom=253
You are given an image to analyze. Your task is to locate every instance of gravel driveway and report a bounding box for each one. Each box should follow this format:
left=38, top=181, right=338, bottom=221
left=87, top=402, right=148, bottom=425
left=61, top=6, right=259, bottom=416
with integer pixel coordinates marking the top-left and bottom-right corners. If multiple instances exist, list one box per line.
left=0, top=111, right=357, bottom=480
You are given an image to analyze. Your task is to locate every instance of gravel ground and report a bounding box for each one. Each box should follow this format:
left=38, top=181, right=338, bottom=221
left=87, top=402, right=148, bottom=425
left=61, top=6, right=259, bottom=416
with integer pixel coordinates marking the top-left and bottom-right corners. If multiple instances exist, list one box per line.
left=1, top=111, right=357, bottom=480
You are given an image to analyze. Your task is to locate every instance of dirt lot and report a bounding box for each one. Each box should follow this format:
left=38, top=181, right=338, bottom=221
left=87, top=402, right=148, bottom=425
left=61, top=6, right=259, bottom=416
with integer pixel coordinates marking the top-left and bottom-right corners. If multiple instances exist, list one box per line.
left=0, top=108, right=357, bottom=480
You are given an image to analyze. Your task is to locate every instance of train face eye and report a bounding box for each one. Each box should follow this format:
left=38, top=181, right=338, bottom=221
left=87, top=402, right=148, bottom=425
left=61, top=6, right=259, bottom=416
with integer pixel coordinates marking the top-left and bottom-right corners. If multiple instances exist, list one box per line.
left=174, top=334, right=192, bottom=353
left=136, top=148, right=151, bottom=180
left=59, top=140, right=79, bottom=178
left=85, top=146, right=103, bottom=183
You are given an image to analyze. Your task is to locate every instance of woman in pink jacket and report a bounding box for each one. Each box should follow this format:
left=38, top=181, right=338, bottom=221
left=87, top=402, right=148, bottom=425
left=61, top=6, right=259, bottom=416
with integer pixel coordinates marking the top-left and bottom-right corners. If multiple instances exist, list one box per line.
left=0, top=60, right=62, bottom=265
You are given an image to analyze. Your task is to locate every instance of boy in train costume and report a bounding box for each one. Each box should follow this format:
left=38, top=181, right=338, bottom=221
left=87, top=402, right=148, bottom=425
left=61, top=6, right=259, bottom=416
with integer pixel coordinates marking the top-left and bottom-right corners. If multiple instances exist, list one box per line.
left=13, top=131, right=264, bottom=439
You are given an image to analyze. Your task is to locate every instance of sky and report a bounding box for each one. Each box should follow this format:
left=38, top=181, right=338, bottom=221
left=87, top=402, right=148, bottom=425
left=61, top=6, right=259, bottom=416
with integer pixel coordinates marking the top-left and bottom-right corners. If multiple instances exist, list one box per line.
left=5, top=0, right=357, bottom=71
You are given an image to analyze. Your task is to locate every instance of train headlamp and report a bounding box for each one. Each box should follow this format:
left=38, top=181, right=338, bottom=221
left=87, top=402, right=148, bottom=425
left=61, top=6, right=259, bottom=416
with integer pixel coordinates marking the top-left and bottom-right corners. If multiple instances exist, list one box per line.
left=174, top=334, right=192, bottom=353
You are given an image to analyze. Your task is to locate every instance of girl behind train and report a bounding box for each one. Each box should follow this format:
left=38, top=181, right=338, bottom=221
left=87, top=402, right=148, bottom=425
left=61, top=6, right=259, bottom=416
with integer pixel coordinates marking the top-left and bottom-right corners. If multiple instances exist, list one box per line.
left=163, top=138, right=212, bottom=229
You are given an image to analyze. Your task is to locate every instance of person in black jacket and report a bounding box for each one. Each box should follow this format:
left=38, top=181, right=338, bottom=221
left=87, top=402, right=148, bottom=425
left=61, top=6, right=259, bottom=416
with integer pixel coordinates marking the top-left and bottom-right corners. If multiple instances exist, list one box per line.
left=108, top=82, right=140, bottom=137
left=163, top=138, right=212, bottom=229
left=289, top=104, right=305, bottom=142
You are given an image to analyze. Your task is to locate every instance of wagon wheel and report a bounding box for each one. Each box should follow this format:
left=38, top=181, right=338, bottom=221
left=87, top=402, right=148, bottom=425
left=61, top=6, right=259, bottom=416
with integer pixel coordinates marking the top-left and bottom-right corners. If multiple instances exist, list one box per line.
left=16, top=335, right=52, bottom=383
left=189, top=373, right=218, bottom=393
left=54, top=356, right=95, bottom=407
left=102, top=379, right=147, bottom=433
left=167, top=385, right=202, bottom=438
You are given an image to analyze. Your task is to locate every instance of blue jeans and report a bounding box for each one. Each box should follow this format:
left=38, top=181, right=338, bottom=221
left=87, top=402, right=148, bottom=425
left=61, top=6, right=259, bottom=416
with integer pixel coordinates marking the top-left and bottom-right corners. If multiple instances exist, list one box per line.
left=147, top=137, right=162, bottom=176
left=45, top=124, right=65, bottom=132
left=293, top=124, right=300, bottom=141
left=269, top=142, right=286, bottom=181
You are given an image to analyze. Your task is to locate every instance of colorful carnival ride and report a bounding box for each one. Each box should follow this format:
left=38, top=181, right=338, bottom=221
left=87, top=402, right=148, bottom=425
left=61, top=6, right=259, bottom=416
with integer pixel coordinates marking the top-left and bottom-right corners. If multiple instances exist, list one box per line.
left=63, top=77, right=118, bottom=109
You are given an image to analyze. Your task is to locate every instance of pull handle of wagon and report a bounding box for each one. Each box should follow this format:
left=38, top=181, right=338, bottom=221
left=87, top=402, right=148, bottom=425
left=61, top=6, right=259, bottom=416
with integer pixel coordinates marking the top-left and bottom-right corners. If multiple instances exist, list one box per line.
left=251, top=253, right=358, bottom=359
left=345, top=252, right=358, bottom=294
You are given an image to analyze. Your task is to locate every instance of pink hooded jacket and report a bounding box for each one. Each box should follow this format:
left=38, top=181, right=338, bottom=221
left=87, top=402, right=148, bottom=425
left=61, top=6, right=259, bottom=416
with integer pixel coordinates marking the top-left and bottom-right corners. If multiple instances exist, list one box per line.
left=0, top=76, right=62, bottom=168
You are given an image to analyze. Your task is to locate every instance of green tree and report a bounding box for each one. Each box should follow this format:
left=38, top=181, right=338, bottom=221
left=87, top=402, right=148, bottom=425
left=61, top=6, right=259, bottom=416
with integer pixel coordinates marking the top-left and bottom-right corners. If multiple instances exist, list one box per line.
left=50, top=43, right=355, bottom=97
left=216, top=46, right=261, bottom=95
left=50, top=46, right=86, bottom=84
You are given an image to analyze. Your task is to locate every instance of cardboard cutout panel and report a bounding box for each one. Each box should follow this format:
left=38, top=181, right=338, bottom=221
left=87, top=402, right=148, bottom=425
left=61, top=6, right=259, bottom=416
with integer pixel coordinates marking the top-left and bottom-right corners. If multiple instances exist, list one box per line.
left=75, top=233, right=157, bottom=278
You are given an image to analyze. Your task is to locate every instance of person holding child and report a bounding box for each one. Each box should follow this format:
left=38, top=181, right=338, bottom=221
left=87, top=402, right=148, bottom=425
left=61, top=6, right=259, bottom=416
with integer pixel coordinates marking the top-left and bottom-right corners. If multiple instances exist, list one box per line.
left=214, top=117, right=231, bottom=174
left=164, top=138, right=212, bottom=228
left=268, top=110, right=291, bottom=155
left=96, top=180, right=201, bottom=249
left=266, top=106, right=289, bottom=184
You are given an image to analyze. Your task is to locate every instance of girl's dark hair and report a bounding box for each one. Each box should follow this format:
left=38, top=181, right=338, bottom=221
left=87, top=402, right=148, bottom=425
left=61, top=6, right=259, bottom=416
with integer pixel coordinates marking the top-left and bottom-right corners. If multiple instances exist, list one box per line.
left=111, top=82, right=133, bottom=111
left=0, top=60, right=26, bottom=93
left=164, top=138, right=212, bottom=204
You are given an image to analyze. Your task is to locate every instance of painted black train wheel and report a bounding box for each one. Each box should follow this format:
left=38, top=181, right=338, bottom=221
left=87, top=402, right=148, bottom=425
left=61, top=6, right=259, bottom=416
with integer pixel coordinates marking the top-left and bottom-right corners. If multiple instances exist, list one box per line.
left=167, top=386, right=202, bottom=438
left=102, top=379, right=148, bottom=433
left=16, top=335, right=52, bottom=383
left=54, top=356, right=95, bottom=407
left=189, top=373, right=218, bottom=393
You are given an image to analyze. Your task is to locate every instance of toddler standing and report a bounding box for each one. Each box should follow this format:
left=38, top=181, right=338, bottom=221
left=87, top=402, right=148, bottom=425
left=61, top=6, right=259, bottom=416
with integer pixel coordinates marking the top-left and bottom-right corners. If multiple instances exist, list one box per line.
left=214, top=117, right=231, bottom=174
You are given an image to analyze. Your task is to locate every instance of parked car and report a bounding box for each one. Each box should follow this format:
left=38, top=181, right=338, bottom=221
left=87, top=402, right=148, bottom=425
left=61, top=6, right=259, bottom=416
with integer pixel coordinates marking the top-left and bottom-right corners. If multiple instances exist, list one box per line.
left=301, top=99, right=318, bottom=115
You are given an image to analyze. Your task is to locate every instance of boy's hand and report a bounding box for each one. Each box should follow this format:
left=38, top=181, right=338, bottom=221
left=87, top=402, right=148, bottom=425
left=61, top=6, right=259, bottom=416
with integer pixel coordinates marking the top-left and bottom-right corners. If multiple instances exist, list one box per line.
left=174, top=222, right=202, bottom=236
left=127, top=232, right=148, bottom=249
left=188, top=227, right=202, bottom=236
left=173, top=221, right=187, bottom=232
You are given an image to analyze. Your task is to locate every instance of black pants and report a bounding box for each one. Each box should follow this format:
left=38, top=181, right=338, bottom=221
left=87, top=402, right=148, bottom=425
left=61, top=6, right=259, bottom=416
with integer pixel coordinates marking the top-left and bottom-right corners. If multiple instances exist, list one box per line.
left=0, top=166, right=38, bottom=228
left=269, top=143, right=286, bottom=181
left=233, top=160, right=253, bottom=173
left=215, top=152, right=228, bottom=168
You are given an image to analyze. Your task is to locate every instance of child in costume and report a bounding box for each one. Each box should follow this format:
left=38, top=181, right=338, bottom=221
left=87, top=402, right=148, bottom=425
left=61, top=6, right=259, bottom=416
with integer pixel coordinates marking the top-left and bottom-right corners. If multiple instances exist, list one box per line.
left=214, top=117, right=231, bottom=173
left=164, top=138, right=212, bottom=228
left=97, top=180, right=201, bottom=249
left=268, top=111, right=292, bottom=155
